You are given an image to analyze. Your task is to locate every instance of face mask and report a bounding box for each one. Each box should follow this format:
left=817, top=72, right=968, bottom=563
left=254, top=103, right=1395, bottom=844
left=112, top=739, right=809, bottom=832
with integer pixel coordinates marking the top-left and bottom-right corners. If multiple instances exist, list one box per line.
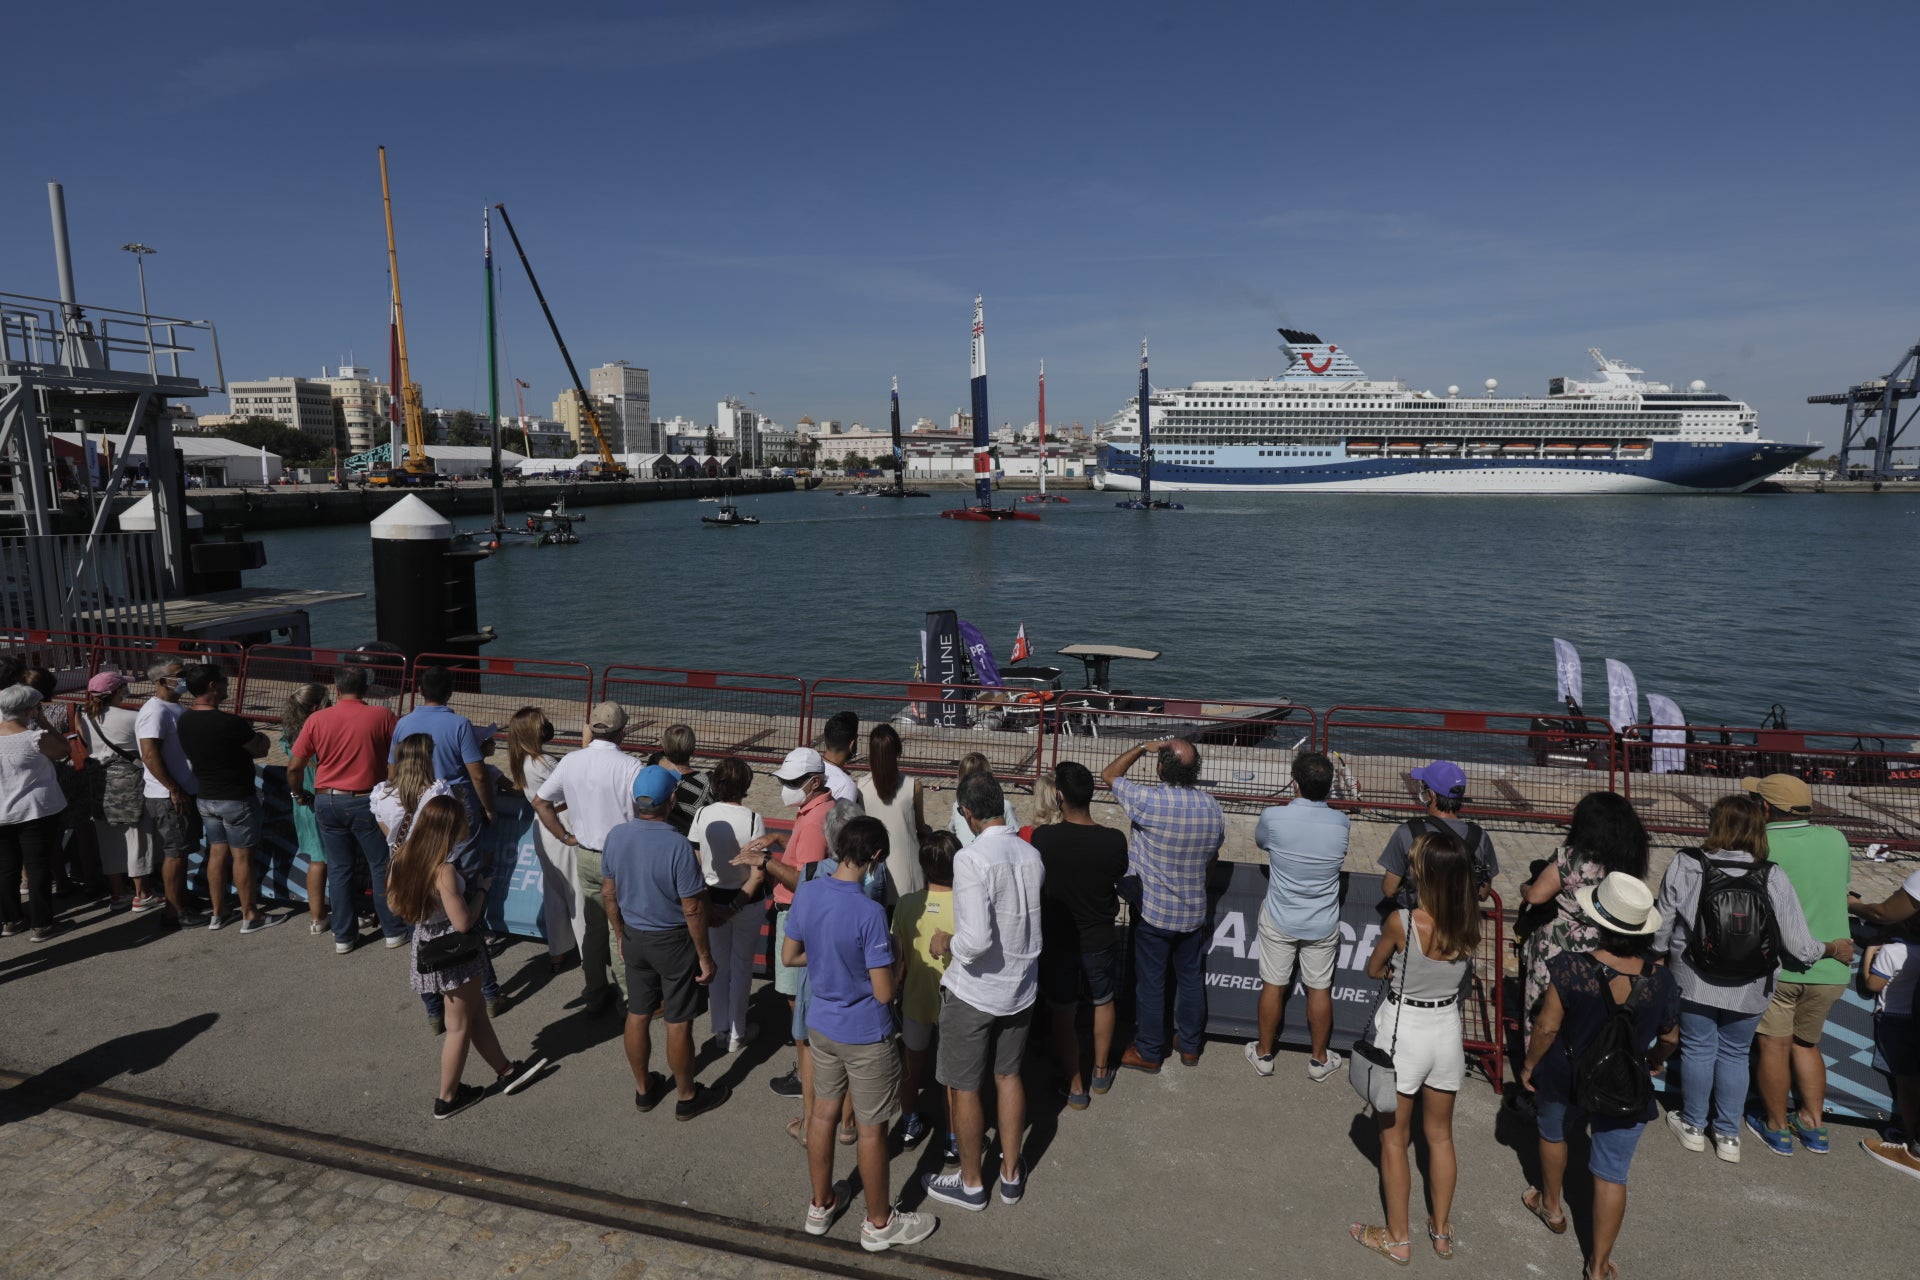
left=173, top=678, right=189, bottom=696
left=780, top=785, right=806, bottom=808
left=538, top=721, right=555, bottom=744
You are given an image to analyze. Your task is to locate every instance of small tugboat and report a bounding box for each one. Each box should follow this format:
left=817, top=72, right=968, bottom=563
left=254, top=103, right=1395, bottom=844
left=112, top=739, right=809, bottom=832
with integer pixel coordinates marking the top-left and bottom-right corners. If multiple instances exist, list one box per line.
left=701, top=501, right=759, bottom=527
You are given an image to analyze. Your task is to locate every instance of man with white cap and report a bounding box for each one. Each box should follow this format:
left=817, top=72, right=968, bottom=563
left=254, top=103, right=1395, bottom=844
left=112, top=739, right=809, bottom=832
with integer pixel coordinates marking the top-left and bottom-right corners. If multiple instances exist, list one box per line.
left=738, top=746, right=835, bottom=1098
left=1379, top=760, right=1500, bottom=907
left=1744, top=773, right=1852, bottom=1156
left=533, top=700, right=644, bottom=1014
left=1520, top=871, right=1679, bottom=1280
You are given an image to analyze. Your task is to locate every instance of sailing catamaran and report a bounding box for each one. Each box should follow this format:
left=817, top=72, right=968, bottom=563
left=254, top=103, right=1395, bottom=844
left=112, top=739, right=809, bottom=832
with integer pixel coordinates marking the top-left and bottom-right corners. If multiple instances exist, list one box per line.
left=1024, top=360, right=1069, bottom=504
left=1115, top=338, right=1183, bottom=511
left=877, top=376, right=927, bottom=498
left=943, top=295, right=1040, bottom=522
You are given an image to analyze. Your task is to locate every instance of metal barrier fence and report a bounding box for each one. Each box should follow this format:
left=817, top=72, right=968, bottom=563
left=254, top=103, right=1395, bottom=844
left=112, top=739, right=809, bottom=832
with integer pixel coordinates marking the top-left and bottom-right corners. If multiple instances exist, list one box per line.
left=411, top=652, right=597, bottom=748
left=599, top=666, right=807, bottom=765
left=0, top=628, right=101, bottom=694
left=238, top=645, right=411, bottom=731
left=1619, top=724, right=1920, bottom=850
left=1322, top=707, right=1617, bottom=826
left=1465, top=892, right=1508, bottom=1090
left=91, top=634, right=247, bottom=700
left=1051, top=696, right=1313, bottom=807
left=807, top=678, right=1048, bottom=788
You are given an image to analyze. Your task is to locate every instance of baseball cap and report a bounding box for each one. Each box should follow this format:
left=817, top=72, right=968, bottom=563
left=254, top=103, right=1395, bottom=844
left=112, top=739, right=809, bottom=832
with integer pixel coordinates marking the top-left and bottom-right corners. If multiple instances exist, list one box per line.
left=1742, top=773, right=1812, bottom=814
left=589, top=701, right=628, bottom=734
left=1409, top=760, right=1468, bottom=800
left=87, top=671, right=129, bottom=697
left=632, top=764, right=679, bottom=806
left=774, top=746, right=824, bottom=783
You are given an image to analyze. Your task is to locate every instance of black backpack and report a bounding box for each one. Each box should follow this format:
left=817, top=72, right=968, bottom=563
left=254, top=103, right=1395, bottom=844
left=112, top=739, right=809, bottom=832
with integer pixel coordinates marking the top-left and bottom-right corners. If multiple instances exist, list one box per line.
left=1399, top=816, right=1487, bottom=906
left=1682, top=848, right=1780, bottom=981
left=1571, top=957, right=1655, bottom=1122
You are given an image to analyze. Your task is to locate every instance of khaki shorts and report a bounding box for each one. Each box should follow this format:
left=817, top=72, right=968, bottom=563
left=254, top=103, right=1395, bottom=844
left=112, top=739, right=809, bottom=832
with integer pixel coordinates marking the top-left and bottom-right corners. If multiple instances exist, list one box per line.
left=1256, top=909, right=1340, bottom=990
left=809, top=1030, right=902, bottom=1128
left=1758, top=980, right=1846, bottom=1043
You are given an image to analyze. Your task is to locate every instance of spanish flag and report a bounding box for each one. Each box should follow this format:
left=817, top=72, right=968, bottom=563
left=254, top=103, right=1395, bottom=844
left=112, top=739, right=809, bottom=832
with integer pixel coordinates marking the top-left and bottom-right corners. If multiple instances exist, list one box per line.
left=1010, top=624, right=1030, bottom=663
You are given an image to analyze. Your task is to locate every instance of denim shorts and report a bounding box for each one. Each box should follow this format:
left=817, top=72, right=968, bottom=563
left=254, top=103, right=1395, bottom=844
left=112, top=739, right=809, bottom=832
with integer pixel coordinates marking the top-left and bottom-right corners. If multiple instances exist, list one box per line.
left=1040, top=941, right=1125, bottom=1007
left=1535, top=1095, right=1646, bottom=1185
left=197, top=796, right=262, bottom=849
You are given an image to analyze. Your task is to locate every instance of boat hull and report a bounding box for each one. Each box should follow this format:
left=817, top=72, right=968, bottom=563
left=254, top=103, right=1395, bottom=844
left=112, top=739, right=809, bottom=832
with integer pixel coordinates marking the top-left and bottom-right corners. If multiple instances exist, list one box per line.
left=1096, top=441, right=1814, bottom=495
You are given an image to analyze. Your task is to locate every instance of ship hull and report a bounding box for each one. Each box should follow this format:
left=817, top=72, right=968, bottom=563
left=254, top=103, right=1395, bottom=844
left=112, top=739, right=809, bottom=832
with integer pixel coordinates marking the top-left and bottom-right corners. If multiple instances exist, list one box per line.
left=1095, top=441, right=1814, bottom=495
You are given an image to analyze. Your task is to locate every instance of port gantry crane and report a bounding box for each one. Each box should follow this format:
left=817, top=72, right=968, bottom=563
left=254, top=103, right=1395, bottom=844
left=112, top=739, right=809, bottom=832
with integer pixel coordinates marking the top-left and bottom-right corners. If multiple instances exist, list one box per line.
left=368, top=146, right=436, bottom=487
left=492, top=204, right=628, bottom=482
left=1809, top=341, right=1919, bottom=484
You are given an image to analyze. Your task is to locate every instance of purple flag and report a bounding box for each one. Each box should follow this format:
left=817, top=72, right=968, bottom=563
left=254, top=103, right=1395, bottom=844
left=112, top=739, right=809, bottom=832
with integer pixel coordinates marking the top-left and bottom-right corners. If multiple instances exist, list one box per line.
left=956, top=618, right=1002, bottom=687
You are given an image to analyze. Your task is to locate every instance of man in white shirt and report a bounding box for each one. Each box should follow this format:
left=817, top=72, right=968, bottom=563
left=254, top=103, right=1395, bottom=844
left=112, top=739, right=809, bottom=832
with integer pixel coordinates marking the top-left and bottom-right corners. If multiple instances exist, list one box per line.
left=819, top=711, right=862, bottom=805
left=533, top=701, right=643, bottom=1015
left=135, top=659, right=202, bottom=927
left=922, top=769, right=1044, bottom=1213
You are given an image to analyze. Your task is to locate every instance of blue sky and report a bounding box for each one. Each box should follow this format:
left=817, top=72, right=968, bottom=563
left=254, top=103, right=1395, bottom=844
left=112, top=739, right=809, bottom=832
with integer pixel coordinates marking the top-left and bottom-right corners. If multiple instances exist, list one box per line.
left=4, top=1, right=1914, bottom=443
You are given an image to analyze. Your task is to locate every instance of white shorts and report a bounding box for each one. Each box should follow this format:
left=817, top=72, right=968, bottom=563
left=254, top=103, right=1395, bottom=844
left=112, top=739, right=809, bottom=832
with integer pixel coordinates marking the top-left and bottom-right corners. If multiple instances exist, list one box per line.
left=1256, top=910, right=1339, bottom=990
left=1373, top=998, right=1465, bottom=1095
left=902, top=1015, right=935, bottom=1053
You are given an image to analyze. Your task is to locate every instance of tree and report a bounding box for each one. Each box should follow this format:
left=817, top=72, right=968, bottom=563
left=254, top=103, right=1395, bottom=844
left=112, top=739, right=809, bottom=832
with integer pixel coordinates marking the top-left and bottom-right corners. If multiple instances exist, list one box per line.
left=445, top=409, right=486, bottom=448
left=218, top=417, right=331, bottom=466
left=842, top=454, right=871, bottom=472
left=704, top=426, right=719, bottom=457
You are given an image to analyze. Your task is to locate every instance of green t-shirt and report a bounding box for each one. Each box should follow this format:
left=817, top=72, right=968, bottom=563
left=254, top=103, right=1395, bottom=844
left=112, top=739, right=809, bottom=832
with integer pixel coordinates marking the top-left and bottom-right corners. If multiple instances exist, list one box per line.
left=1767, top=821, right=1851, bottom=984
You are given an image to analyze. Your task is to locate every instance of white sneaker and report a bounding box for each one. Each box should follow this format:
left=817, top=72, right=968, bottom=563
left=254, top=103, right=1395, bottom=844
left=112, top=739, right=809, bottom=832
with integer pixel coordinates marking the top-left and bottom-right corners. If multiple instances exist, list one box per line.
left=1666, top=1110, right=1707, bottom=1151
left=385, top=933, right=408, bottom=949
left=335, top=939, right=355, bottom=955
left=309, top=916, right=330, bottom=935
left=1306, top=1050, right=1344, bottom=1083
left=1712, top=1131, right=1741, bottom=1164
left=805, top=1182, right=851, bottom=1236
left=1244, top=1042, right=1274, bottom=1077
left=861, top=1207, right=937, bottom=1252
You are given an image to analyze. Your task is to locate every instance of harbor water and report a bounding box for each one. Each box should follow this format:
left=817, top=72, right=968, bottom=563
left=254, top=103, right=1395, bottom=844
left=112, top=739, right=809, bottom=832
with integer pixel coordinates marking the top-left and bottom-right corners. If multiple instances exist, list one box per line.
left=258, top=489, right=1919, bottom=733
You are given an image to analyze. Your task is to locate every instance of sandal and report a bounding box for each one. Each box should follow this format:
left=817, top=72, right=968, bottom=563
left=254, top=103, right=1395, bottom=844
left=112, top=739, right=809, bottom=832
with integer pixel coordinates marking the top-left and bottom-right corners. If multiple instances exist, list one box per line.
left=1349, top=1224, right=1411, bottom=1267
left=837, top=1122, right=857, bottom=1147
left=1523, top=1186, right=1568, bottom=1234
left=1427, top=1219, right=1455, bottom=1260
left=786, top=1116, right=807, bottom=1145
left=1585, top=1263, right=1619, bottom=1280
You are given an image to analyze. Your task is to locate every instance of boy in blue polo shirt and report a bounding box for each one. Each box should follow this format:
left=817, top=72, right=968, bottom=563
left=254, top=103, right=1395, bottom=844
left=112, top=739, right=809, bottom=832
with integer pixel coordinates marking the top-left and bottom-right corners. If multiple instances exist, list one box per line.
left=783, top=815, right=936, bottom=1252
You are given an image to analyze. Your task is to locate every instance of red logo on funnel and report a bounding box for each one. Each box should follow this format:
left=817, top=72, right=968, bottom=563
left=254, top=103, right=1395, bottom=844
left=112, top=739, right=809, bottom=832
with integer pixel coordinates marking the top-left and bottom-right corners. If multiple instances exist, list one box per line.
left=1301, top=346, right=1336, bottom=374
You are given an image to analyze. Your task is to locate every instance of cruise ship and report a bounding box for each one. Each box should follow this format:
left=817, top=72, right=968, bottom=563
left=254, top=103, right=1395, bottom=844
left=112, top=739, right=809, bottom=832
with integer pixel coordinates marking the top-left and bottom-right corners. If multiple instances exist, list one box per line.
left=1095, top=331, right=1815, bottom=494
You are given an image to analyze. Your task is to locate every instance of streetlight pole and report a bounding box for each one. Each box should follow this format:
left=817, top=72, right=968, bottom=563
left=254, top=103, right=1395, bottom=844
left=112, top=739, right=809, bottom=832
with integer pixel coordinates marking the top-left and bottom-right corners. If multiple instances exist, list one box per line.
left=121, top=242, right=156, bottom=375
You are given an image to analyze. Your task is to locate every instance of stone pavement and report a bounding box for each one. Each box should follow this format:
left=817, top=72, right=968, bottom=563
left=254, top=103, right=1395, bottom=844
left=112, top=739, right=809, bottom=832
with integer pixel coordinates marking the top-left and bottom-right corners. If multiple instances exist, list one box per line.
left=0, top=1107, right=833, bottom=1280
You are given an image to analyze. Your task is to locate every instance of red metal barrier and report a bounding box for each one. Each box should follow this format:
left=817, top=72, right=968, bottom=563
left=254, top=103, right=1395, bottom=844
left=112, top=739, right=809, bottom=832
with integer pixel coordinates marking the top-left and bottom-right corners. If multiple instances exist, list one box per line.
left=0, top=628, right=105, bottom=694
left=238, top=644, right=410, bottom=732
left=410, top=653, right=596, bottom=748
left=90, top=634, right=247, bottom=702
left=807, top=677, right=1048, bottom=788
left=1465, top=890, right=1508, bottom=1091
left=598, top=666, right=806, bottom=765
left=1619, top=723, right=1920, bottom=849
left=1321, top=706, right=1617, bottom=826
left=1050, top=695, right=1313, bottom=806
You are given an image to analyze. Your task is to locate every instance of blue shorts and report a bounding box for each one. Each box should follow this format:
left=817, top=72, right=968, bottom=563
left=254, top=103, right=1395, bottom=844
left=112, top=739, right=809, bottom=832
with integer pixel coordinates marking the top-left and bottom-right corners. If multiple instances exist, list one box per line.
left=1534, top=1095, right=1646, bottom=1186
left=1875, top=1017, right=1920, bottom=1078
left=1040, top=941, right=1125, bottom=1007
left=197, top=796, right=262, bottom=849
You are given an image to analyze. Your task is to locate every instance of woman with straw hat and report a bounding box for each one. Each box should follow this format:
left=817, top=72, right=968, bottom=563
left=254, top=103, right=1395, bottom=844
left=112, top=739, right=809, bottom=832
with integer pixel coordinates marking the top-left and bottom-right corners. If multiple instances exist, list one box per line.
left=1520, top=871, right=1680, bottom=1280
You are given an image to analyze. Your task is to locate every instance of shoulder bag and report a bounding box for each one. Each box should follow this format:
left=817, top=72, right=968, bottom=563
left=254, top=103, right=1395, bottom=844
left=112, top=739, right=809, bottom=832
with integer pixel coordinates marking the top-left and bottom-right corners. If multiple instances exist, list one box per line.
left=1349, top=911, right=1408, bottom=1112
left=415, top=928, right=482, bottom=974
left=85, top=713, right=147, bottom=826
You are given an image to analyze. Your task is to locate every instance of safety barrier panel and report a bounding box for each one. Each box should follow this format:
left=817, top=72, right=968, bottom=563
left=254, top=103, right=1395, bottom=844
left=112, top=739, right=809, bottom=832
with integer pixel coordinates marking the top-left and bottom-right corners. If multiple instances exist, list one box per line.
left=89, top=634, right=247, bottom=701
left=237, top=645, right=411, bottom=731
left=0, top=628, right=103, bottom=694
left=1464, top=891, right=1508, bottom=1091
left=1619, top=723, right=1920, bottom=849
left=807, top=678, right=1048, bottom=788
left=409, top=652, right=596, bottom=748
left=1051, top=696, right=1313, bottom=807
left=598, top=666, right=807, bottom=765
left=1321, top=707, right=1617, bottom=826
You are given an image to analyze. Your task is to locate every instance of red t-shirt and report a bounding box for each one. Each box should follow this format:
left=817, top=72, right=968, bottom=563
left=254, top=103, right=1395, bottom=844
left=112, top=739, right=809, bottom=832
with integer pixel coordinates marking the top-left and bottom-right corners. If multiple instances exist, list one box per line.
left=292, top=699, right=397, bottom=792
left=773, top=791, right=833, bottom=906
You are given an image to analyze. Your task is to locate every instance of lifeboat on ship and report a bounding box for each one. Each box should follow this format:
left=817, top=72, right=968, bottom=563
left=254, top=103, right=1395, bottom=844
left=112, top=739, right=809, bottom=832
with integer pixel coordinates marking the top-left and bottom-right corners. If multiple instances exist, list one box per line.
left=1465, top=441, right=1501, bottom=456
left=1502, top=441, right=1537, bottom=454
left=1386, top=441, right=1423, bottom=455
left=1424, top=441, right=1460, bottom=454
left=1543, top=442, right=1578, bottom=454
left=1346, top=440, right=1381, bottom=455
left=1620, top=439, right=1653, bottom=457
left=1577, top=442, right=1612, bottom=455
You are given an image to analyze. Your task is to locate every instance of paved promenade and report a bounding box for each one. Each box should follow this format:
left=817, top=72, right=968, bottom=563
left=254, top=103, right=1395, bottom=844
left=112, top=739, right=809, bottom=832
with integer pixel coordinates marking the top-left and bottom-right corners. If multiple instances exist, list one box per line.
left=1, top=874, right=1912, bottom=1280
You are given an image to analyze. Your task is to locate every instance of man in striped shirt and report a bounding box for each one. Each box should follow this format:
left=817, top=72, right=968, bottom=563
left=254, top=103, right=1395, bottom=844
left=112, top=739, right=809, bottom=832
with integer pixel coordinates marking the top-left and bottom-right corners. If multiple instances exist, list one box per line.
left=1103, top=739, right=1224, bottom=1072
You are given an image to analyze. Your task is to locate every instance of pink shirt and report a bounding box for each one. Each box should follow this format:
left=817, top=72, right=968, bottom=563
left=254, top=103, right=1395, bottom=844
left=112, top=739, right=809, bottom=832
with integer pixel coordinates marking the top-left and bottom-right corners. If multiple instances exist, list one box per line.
left=774, top=791, right=834, bottom=906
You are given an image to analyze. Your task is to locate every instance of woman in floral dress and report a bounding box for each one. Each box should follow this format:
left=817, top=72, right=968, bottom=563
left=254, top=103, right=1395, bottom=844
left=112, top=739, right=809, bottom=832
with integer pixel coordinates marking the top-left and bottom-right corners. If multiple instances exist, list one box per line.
left=1519, top=791, right=1651, bottom=1029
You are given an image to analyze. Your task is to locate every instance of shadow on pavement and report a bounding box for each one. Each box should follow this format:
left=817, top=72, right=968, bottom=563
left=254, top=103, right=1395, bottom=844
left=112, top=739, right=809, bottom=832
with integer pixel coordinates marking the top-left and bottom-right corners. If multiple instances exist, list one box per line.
left=0, top=910, right=178, bottom=986
left=0, top=1012, right=220, bottom=1125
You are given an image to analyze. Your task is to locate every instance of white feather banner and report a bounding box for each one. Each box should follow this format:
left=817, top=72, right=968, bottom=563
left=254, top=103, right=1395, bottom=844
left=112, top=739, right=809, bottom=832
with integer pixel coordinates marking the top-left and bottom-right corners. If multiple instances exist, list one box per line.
left=1646, top=692, right=1687, bottom=775
left=1605, top=659, right=1640, bottom=735
left=1553, top=638, right=1584, bottom=708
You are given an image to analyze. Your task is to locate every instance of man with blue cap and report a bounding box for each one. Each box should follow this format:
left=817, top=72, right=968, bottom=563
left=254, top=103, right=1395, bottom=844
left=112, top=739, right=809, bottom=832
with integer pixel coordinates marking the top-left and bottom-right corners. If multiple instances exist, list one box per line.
left=600, top=764, right=729, bottom=1121
left=1378, top=760, right=1499, bottom=909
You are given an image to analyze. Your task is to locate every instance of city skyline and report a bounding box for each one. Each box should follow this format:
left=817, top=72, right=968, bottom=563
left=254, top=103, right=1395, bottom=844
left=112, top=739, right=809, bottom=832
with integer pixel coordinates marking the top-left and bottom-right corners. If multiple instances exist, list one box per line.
left=2, top=2, right=1914, bottom=446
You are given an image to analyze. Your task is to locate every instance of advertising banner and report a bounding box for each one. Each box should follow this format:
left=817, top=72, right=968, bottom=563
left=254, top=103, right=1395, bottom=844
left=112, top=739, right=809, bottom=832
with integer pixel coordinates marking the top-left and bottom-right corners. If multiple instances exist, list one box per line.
left=922, top=609, right=964, bottom=727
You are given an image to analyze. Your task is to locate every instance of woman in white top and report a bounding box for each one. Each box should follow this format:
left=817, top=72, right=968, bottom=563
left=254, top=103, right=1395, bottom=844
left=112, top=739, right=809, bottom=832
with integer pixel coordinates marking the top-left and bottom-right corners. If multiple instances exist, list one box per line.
left=689, top=757, right=766, bottom=1053
left=858, top=723, right=925, bottom=902
left=77, top=671, right=159, bottom=913
left=505, top=707, right=577, bottom=973
left=0, top=684, right=72, bottom=942
left=947, top=751, right=1018, bottom=849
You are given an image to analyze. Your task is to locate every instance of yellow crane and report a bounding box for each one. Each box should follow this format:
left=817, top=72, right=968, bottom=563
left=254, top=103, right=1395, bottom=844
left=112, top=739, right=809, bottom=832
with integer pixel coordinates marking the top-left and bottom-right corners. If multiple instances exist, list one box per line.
left=368, top=145, right=436, bottom=487
left=493, top=203, right=629, bottom=482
